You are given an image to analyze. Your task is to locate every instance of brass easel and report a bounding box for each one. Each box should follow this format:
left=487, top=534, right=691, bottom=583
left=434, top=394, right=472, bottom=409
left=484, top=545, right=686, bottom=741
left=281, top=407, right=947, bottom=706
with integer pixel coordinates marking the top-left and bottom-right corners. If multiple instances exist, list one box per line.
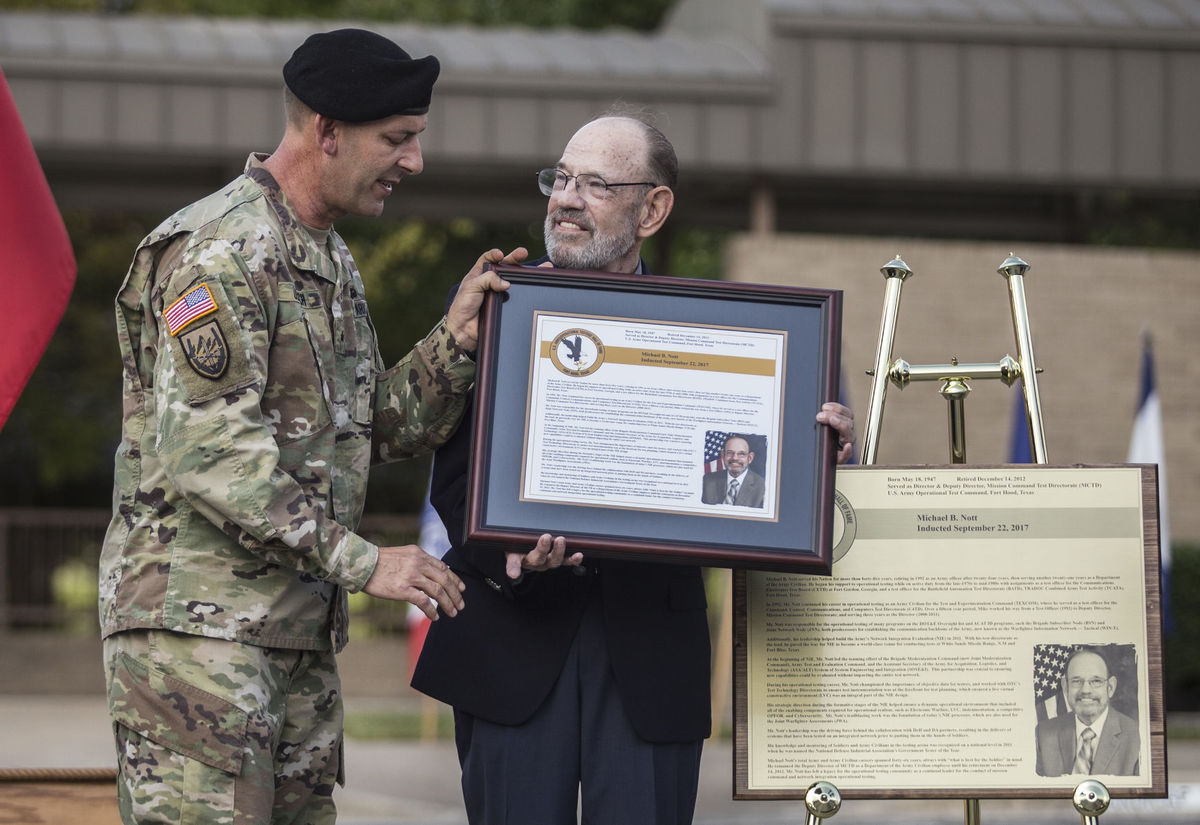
left=855, top=253, right=1109, bottom=825
left=861, top=253, right=1047, bottom=466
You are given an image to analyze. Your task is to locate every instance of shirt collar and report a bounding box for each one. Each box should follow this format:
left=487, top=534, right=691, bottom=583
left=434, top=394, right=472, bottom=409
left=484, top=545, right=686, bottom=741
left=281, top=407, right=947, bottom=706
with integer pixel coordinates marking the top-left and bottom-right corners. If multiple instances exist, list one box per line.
left=1076, top=707, right=1110, bottom=738
left=244, top=153, right=338, bottom=282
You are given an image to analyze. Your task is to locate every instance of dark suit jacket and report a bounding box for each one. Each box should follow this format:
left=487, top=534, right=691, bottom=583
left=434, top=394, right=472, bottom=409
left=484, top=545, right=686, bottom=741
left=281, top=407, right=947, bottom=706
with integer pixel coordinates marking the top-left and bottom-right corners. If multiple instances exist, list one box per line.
left=701, top=469, right=765, bottom=507
left=1035, top=708, right=1140, bottom=776
left=411, top=260, right=712, bottom=744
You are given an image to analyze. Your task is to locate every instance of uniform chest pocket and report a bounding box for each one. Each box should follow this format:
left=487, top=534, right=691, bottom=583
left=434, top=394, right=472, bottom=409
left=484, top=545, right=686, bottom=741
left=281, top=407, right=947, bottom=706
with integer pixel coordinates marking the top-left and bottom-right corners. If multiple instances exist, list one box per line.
left=261, top=314, right=332, bottom=442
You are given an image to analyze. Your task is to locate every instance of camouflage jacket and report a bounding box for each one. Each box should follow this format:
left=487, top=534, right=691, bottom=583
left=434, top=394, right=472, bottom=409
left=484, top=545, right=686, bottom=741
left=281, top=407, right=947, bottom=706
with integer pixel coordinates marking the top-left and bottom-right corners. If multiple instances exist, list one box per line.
left=100, top=154, right=475, bottom=652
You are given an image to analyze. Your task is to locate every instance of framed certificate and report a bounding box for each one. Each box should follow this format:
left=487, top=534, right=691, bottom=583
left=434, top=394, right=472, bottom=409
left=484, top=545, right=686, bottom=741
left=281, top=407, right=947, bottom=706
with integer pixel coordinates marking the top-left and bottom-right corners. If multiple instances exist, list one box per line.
left=465, top=264, right=842, bottom=572
left=735, top=464, right=1167, bottom=799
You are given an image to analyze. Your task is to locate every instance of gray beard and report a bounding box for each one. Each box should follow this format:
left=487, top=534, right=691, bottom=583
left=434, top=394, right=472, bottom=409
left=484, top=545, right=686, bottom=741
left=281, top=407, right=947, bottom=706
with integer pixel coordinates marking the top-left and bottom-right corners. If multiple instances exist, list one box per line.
left=544, top=210, right=638, bottom=271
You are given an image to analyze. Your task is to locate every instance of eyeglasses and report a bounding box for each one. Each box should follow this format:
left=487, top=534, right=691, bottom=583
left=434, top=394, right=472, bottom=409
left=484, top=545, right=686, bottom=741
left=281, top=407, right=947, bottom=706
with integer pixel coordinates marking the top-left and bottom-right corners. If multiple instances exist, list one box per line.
left=536, top=168, right=656, bottom=200
left=1068, top=678, right=1109, bottom=691
left=724, top=451, right=750, bottom=459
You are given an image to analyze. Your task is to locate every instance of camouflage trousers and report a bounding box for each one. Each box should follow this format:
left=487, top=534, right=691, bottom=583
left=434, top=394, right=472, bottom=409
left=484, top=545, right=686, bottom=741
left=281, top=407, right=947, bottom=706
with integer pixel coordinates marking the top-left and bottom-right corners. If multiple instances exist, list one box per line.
left=103, top=629, right=343, bottom=825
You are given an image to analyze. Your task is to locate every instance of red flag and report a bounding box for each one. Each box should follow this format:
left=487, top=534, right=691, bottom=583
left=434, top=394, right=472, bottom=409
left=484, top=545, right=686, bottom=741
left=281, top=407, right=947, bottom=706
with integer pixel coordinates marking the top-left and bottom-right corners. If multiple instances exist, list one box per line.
left=0, top=67, right=76, bottom=431
left=407, top=613, right=431, bottom=679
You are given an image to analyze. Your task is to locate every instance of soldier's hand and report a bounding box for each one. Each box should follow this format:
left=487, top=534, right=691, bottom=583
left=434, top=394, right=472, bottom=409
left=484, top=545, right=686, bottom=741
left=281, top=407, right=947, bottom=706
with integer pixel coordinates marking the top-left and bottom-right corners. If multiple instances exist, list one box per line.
left=363, top=544, right=466, bottom=620
left=504, top=534, right=583, bottom=580
left=817, top=401, right=856, bottom=464
left=446, top=247, right=528, bottom=351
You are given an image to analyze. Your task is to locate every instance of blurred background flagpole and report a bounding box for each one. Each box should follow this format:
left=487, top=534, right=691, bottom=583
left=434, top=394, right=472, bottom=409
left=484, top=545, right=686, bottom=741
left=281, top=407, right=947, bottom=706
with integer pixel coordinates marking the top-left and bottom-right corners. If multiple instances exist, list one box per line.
left=411, top=483, right=452, bottom=739
left=840, top=368, right=857, bottom=465
left=0, top=67, right=76, bottom=431
left=1127, top=330, right=1172, bottom=635
left=1007, top=386, right=1033, bottom=465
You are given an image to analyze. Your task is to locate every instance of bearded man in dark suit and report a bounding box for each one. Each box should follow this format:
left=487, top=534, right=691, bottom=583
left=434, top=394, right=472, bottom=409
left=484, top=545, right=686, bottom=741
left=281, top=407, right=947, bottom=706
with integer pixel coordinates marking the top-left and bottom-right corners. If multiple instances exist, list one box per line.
left=701, top=434, right=766, bottom=507
left=412, top=110, right=857, bottom=825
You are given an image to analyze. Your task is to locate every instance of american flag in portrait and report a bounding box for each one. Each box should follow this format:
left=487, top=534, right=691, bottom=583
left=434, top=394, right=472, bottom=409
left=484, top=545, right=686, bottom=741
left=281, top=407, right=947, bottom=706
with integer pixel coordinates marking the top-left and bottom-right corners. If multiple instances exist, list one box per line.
left=703, top=431, right=729, bottom=474
left=1033, top=643, right=1079, bottom=721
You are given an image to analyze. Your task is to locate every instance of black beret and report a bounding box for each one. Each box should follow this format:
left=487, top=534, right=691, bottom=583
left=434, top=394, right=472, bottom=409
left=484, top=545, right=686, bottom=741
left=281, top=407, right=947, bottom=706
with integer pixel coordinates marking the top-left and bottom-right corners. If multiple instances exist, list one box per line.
left=283, top=28, right=440, bottom=122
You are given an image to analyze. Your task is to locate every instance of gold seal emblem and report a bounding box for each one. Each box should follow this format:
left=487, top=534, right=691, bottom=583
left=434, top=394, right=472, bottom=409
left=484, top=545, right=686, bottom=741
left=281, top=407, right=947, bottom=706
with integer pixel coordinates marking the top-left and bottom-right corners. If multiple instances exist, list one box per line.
left=831, top=489, right=857, bottom=563
left=549, top=328, right=605, bottom=377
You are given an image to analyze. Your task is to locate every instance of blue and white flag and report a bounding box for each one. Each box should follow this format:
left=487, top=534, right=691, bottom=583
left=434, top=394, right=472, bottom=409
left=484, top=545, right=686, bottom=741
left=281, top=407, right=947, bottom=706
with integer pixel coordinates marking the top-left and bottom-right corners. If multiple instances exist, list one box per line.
left=418, top=487, right=451, bottom=561
left=1007, top=388, right=1033, bottom=464
left=1127, top=333, right=1172, bottom=634
left=409, top=482, right=453, bottom=628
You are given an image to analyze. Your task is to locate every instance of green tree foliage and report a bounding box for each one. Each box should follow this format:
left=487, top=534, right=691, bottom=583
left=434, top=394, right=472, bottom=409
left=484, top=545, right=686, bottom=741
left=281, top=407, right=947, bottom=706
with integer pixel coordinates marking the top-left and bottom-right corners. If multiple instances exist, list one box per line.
left=1086, top=195, right=1200, bottom=249
left=337, top=215, right=540, bottom=513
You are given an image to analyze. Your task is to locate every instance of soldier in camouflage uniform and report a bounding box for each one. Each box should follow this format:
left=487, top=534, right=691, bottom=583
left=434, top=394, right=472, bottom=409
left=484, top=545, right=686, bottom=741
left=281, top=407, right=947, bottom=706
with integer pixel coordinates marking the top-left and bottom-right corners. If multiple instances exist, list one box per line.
left=99, top=29, right=524, bottom=824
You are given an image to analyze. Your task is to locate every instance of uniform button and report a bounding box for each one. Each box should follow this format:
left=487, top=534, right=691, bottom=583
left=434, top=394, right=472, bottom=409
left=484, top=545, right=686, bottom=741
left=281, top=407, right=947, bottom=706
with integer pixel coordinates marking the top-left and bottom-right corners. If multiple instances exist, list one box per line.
left=484, top=577, right=502, bottom=591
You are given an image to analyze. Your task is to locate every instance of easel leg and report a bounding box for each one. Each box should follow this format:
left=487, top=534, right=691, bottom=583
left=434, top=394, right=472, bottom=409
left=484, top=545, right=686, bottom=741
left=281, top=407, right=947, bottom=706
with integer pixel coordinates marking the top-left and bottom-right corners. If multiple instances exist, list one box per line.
left=710, top=568, right=733, bottom=735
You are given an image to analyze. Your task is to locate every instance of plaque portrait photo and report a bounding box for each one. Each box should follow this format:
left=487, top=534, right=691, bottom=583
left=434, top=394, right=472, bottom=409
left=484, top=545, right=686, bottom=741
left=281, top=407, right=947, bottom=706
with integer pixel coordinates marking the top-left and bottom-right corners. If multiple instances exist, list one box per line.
left=1032, top=643, right=1141, bottom=778
left=735, top=465, right=1166, bottom=800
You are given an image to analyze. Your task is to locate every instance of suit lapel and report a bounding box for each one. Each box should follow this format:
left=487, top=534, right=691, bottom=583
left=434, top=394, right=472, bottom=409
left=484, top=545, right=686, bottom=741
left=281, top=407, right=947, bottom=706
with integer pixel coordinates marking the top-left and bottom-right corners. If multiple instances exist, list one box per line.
left=1090, top=713, right=1121, bottom=773
left=1057, top=714, right=1077, bottom=771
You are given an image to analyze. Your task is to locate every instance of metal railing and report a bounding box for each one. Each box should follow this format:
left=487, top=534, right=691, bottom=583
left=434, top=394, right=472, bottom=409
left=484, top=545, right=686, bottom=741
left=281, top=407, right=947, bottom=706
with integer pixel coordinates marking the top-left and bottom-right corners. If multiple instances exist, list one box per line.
left=0, top=508, right=420, bottom=631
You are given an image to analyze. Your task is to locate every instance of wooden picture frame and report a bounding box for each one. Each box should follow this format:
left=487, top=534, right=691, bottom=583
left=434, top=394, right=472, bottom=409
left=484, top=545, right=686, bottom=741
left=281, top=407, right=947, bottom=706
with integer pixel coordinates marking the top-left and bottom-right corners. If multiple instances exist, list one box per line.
left=465, top=264, right=843, bottom=573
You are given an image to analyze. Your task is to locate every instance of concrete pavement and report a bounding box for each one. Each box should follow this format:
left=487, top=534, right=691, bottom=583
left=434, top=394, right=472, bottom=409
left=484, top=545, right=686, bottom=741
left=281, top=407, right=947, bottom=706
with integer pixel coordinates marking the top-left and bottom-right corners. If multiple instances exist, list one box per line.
left=2, top=694, right=1198, bottom=825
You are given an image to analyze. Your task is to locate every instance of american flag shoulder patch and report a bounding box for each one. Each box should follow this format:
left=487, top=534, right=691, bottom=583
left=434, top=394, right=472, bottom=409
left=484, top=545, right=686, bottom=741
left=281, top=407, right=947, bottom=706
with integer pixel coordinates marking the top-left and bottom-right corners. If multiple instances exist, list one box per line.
left=164, top=283, right=219, bottom=336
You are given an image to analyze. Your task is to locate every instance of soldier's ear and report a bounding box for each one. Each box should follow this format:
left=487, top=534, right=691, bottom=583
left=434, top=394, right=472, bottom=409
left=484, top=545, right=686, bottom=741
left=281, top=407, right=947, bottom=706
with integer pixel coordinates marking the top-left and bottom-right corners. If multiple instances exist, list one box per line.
left=315, top=115, right=340, bottom=155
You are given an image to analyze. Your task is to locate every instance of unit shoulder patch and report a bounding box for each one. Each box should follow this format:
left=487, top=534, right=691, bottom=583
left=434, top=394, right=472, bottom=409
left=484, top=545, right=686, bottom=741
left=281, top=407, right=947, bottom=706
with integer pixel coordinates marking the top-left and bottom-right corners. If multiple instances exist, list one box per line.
left=178, top=319, right=229, bottom=379
left=164, top=275, right=254, bottom=404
